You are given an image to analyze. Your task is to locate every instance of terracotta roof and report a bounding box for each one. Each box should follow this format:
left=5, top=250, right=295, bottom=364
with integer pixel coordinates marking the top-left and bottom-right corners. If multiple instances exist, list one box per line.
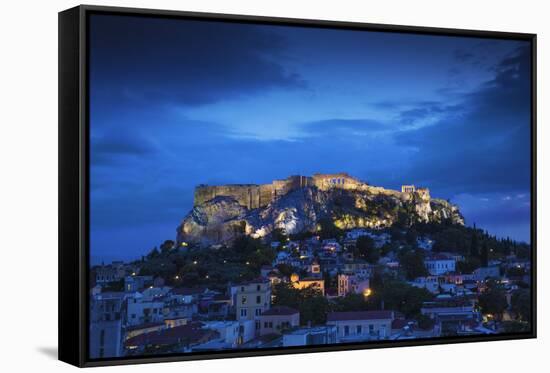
left=126, top=322, right=164, bottom=332
left=171, top=287, right=206, bottom=296
left=261, top=306, right=299, bottom=316
left=125, top=323, right=215, bottom=347
left=327, top=311, right=394, bottom=322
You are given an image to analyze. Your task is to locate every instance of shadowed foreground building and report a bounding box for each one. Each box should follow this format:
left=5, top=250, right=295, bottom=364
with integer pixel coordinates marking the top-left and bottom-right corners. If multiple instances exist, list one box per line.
left=89, top=292, right=126, bottom=359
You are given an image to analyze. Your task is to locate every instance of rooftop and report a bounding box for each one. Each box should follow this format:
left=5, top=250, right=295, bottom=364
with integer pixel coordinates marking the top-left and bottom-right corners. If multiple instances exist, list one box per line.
left=171, top=287, right=206, bottom=296
left=125, top=323, right=214, bottom=347
left=327, top=311, right=394, bottom=322
left=261, top=306, right=299, bottom=316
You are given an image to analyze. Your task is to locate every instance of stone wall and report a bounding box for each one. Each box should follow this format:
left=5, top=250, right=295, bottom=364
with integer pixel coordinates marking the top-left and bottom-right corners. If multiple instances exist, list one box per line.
left=194, top=185, right=264, bottom=210
left=194, top=175, right=316, bottom=209
left=312, top=173, right=362, bottom=191
left=193, top=173, right=430, bottom=210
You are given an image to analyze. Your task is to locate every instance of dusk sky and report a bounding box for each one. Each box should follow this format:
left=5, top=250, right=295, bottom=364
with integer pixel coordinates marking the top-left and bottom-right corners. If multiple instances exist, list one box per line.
left=89, top=14, right=532, bottom=263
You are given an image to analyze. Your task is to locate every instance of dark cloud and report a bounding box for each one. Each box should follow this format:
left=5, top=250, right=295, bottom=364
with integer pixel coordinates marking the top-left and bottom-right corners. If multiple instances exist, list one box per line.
left=89, top=15, right=306, bottom=107
left=88, top=19, right=532, bottom=259
left=453, top=192, right=530, bottom=242
left=90, top=132, right=157, bottom=166
left=393, top=45, right=531, bottom=195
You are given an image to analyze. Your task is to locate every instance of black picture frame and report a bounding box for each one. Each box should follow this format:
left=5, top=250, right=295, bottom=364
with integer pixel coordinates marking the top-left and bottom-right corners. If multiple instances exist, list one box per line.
left=59, top=4, right=537, bottom=367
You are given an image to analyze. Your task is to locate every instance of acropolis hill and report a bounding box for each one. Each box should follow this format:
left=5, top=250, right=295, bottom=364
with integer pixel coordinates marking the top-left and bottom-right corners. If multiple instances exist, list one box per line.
left=179, top=173, right=464, bottom=247
left=194, top=172, right=430, bottom=209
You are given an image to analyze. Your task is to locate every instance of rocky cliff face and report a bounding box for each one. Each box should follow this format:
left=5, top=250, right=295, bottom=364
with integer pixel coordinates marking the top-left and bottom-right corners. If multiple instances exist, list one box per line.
left=176, top=186, right=464, bottom=247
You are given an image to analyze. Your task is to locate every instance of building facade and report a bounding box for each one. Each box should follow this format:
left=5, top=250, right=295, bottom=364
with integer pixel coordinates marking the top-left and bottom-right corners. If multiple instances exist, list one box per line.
left=235, top=279, right=272, bottom=332
left=327, top=311, right=394, bottom=342
left=259, top=306, right=300, bottom=336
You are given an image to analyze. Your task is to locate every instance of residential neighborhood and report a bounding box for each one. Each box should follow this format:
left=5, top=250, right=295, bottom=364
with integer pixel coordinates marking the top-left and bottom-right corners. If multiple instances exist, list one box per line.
left=89, top=223, right=532, bottom=358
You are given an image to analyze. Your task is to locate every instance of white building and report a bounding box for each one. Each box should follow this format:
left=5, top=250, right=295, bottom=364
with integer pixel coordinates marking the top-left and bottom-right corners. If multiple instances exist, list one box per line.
left=283, top=326, right=337, bottom=347
left=126, top=292, right=165, bottom=326
left=409, top=276, right=440, bottom=294
left=201, top=320, right=255, bottom=347
left=424, top=255, right=456, bottom=275
left=327, top=311, right=394, bottom=342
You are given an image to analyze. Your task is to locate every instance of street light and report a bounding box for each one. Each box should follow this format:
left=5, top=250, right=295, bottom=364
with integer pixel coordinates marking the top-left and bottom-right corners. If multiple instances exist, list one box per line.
left=363, top=288, right=372, bottom=298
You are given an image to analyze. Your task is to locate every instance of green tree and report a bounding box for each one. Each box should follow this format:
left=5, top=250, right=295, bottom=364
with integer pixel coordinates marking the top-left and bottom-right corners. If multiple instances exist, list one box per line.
left=160, top=240, right=175, bottom=254
left=369, top=278, right=433, bottom=317
left=399, top=249, right=428, bottom=280
left=231, top=236, right=276, bottom=272
left=146, top=247, right=160, bottom=260
left=356, top=236, right=380, bottom=264
left=273, top=282, right=329, bottom=325
left=478, top=280, right=508, bottom=320
left=456, top=256, right=481, bottom=274
left=272, top=282, right=301, bottom=309
left=417, top=314, right=435, bottom=330
left=317, top=217, right=343, bottom=240
left=470, top=225, right=480, bottom=258
left=511, top=288, right=531, bottom=322
left=332, top=293, right=369, bottom=312
left=299, top=290, right=330, bottom=325
left=480, top=241, right=489, bottom=267
left=276, top=264, right=295, bottom=278
left=405, top=228, right=418, bottom=246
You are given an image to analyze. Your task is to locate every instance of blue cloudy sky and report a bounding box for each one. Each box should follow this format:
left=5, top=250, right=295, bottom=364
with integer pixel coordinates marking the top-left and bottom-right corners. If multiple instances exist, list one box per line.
left=89, top=14, right=532, bottom=263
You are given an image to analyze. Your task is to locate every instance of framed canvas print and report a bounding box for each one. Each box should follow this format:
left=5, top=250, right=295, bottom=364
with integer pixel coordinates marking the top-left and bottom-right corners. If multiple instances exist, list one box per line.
left=58, top=5, right=537, bottom=367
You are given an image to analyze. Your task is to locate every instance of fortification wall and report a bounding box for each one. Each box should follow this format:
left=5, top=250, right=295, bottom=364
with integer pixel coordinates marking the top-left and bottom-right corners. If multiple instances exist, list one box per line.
left=312, top=173, right=362, bottom=191
left=194, top=185, right=265, bottom=209
left=193, top=174, right=430, bottom=209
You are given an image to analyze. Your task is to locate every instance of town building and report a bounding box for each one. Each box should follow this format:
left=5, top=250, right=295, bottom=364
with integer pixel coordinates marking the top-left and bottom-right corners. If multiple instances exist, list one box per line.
left=290, top=273, right=325, bottom=295
left=201, top=320, right=255, bottom=347
left=424, top=255, right=456, bottom=276
left=124, top=275, right=153, bottom=292
left=408, top=276, right=440, bottom=294
left=235, top=279, right=272, bottom=332
left=125, top=322, right=165, bottom=340
left=259, top=306, right=300, bottom=336
left=94, top=262, right=126, bottom=285
left=282, top=325, right=337, bottom=347
left=420, top=303, right=481, bottom=335
left=473, top=266, right=501, bottom=281
left=327, top=311, right=394, bottom=342
left=124, top=322, right=218, bottom=353
left=89, top=292, right=126, bottom=358
left=337, top=274, right=370, bottom=297
left=126, top=292, right=165, bottom=326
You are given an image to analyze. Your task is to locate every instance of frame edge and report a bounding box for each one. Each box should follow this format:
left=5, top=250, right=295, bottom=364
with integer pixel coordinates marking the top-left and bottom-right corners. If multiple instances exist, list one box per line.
left=58, top=5, right=85, bottom=368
